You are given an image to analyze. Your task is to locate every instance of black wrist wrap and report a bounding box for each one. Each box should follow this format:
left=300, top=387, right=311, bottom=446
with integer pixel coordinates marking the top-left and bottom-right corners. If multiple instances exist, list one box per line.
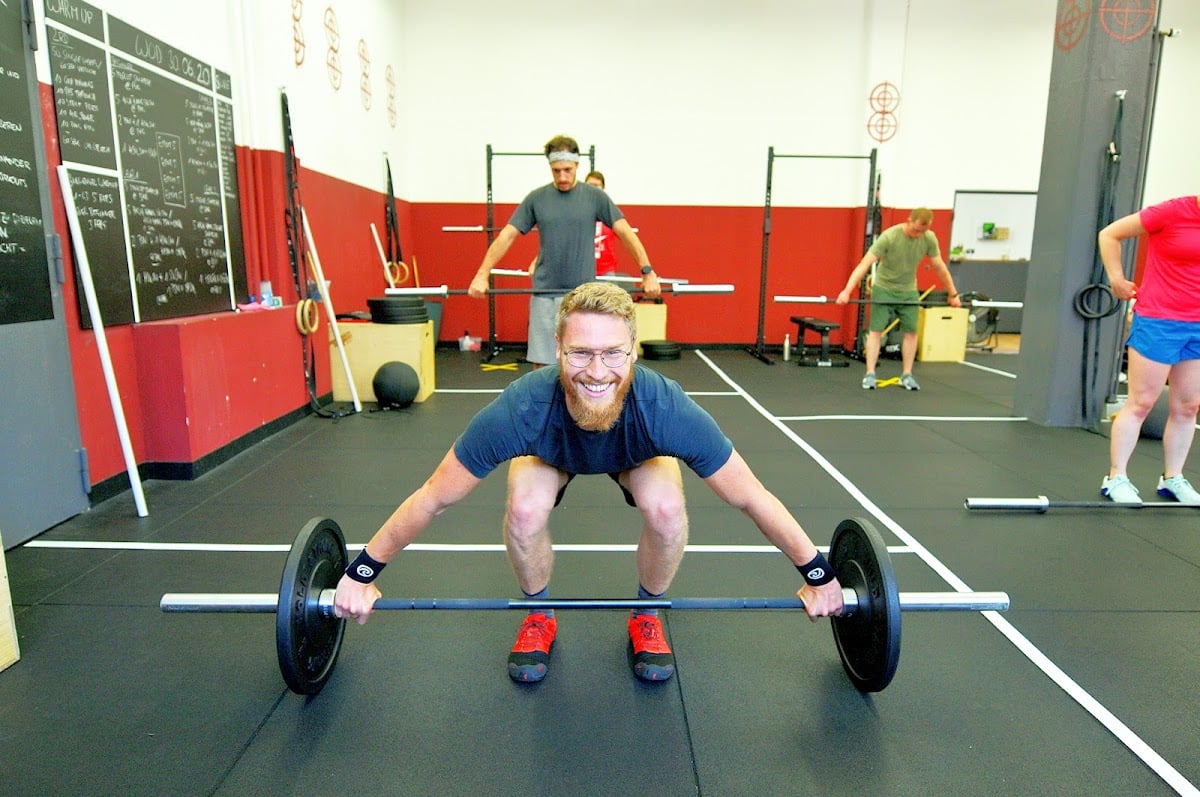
left=346, top=549, right=387, bottom=584
left=796, top=552, right=835, bottom=586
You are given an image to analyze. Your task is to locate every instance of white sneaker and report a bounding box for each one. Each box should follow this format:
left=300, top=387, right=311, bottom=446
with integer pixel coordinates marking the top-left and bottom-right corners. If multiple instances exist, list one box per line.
left=899, top=373, right=920, bottom=391
left=1100, top=475, right=1141, bottom=504
left=861, top=373, right=877, bottom=390
left=1157, top=474, right=1200, bottom=504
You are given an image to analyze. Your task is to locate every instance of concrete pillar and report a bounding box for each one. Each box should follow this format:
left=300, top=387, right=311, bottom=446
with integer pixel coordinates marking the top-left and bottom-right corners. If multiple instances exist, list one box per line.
left=1014, top=3, right=1164, bottom=427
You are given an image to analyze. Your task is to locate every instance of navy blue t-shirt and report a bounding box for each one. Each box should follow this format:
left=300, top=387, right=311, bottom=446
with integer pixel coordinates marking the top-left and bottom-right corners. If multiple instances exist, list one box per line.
left=453, top=365, right=733, bottom=479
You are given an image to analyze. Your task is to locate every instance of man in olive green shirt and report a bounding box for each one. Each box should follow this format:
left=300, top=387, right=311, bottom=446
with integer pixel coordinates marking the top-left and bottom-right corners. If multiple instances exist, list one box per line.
left=836, top=208, right=961, bottom=390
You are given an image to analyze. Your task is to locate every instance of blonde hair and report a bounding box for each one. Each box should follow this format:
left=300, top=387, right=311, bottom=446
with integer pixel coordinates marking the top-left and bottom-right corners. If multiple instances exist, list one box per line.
left=910, top=207, right=934, bottom=224
left=557, top=282, right=637, bottom=341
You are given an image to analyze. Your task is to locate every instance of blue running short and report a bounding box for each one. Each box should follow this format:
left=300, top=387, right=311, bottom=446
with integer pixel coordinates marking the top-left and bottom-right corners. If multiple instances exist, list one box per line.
left=1126, top=314, right=1200, bottom=365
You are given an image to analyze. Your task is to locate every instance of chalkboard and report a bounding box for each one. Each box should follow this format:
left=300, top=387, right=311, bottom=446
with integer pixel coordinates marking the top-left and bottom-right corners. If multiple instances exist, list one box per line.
left=45, top=1, right=244, bottom=326
left=61, top=167, right=134, bottom=324
left=0, top=0, right=53, bottom=325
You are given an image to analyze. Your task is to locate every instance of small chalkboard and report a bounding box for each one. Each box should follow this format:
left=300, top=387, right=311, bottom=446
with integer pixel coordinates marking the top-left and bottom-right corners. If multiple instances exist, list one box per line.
left=45, top=1, right=244, bottom=326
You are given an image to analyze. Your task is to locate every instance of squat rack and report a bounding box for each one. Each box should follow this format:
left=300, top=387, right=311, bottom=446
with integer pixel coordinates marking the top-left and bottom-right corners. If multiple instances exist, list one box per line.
left=746, top=147, right=878, bottom=364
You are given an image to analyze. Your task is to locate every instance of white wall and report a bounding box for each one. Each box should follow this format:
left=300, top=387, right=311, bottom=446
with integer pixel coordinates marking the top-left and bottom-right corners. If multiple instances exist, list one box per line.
left=1141, top=0, right=1200, bottom=205
left=32, top=0, right=1197, bottom=210
left=396, top=0, right=1059, bottom=208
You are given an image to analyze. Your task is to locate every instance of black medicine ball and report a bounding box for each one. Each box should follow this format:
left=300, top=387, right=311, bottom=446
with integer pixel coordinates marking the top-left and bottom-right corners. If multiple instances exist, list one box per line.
left=372, top=361, right=420, bottom=408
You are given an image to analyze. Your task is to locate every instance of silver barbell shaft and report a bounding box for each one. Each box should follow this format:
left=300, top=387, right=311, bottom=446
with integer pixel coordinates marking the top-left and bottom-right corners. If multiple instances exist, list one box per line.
left=774, top=294, right=1023, bottom=309
left=160, top=589, right=1009, bottom=615
left=385, top=283, right=734, bottom=297
left=598, top=274, right=689, bottom=285
left=484, top=271, right=690, bottom=285
left=965, top=496, right=1200, bottom=511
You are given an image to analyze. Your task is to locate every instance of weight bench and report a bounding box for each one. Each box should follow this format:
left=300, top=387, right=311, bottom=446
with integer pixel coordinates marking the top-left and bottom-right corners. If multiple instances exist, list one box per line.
left=791, top=316, right=849, bottom=367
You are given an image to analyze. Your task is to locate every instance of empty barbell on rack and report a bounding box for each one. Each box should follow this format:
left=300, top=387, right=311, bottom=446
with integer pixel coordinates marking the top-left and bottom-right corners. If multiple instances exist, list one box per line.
left=773, top=294, right=1023, bottom=309
left=384, top=283, right=734, bottom=297
left=161, top=516, right=1008, bottom=696
left=965, top=496, right=1200, bottom=512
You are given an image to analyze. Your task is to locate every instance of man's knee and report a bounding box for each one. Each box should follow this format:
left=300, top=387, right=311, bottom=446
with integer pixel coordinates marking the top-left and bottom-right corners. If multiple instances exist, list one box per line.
left=638, top=487, right=687, bottom=535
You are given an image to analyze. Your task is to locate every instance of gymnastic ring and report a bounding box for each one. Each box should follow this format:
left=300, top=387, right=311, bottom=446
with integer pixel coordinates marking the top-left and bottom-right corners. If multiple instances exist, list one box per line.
left=389, top=260, right=410, bottom=286
left=1073, top=283, right=1119, bottom=319
left=295, top=298, right=320, bottom=335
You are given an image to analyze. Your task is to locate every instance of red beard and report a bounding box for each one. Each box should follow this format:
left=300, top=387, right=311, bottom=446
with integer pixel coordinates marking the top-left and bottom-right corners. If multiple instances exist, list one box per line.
left=560, top=367, right=633, bottom=432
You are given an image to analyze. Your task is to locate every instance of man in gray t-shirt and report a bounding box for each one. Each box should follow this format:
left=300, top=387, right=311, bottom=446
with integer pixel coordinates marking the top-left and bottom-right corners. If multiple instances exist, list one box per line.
left=468, top=134, right=660, bottom=365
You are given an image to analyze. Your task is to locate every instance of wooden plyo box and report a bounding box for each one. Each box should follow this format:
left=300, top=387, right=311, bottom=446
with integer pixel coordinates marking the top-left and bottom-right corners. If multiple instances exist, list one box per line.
left=329, top=321, right=436, bottom=404
left=635, top=302, right=667, bottom=352
left=1, top=540, right=19, bottom=674
left=917, top=307, right=968, bottom=362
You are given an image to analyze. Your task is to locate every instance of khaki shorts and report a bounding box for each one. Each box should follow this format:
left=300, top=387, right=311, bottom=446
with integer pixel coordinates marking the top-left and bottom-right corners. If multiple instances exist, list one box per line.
left=526, top=294, right=565, bottom=364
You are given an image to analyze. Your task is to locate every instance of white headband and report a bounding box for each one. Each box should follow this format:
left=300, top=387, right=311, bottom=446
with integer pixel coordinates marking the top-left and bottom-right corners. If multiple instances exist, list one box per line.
left=547, top=151, right=580, bottom=163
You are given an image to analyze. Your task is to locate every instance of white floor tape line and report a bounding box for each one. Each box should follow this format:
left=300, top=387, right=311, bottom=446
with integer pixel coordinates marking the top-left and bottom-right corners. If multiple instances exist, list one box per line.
left=693, top=347, right=1198, bottom=797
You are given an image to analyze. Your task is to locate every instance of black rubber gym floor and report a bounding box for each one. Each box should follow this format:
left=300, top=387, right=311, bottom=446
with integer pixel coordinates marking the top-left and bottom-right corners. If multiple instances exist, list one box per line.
left=3, top=346, right=1199, bottom=796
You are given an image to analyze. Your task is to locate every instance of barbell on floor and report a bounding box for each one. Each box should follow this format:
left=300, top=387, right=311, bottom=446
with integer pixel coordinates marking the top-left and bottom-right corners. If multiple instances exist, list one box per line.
left=161, top=516, right=1008, bottom=696
left=965, top=496, right=1200, bottom=512
left=773, top=294, right=1023, bottom=309
left=384, top=283, right=733, bottom=297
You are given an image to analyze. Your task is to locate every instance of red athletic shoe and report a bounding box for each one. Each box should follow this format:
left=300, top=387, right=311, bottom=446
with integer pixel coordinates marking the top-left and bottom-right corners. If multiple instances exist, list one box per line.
left=628, top=614, right=675, bottom=681
left=508, top=612, right=557, bottom=682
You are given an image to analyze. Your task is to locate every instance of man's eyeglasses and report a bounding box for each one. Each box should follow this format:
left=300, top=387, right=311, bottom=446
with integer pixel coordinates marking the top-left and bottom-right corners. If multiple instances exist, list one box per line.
left=563, top=348, right=632, bottom=368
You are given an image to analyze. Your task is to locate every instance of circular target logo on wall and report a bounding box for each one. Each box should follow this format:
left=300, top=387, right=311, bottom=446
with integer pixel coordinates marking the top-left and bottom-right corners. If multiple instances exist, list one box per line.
left=386, top=65, right=397, bottom=128
left=867, top=81, right=899, bottom=143
left=358, top=38, right=371, bottom=110
left=292, top=0, right=305, bottom=66
left=1100, top=0, right=1156, bottom=43
left=1055, top=0, right=1091, bottom=52
left=324, top=6, right=341, bottom=90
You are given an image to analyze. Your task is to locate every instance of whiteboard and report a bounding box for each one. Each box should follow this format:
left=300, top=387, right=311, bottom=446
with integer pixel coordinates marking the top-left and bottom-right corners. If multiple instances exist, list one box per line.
left=949, top=191, right=1037, bottom=262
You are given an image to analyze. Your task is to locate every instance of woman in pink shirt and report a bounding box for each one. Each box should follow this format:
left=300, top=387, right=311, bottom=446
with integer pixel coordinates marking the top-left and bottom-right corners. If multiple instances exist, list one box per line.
left=1099, top=195, right=1200, bottom=504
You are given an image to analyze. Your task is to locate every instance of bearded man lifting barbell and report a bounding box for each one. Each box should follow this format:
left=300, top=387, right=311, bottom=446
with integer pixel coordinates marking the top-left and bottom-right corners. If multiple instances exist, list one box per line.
left=334, top=281, right=844, bottom=683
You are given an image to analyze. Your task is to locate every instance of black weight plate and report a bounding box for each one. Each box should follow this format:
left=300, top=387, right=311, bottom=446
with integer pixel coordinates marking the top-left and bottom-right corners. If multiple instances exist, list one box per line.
left=368, top=296, right=425, bottom=309
left=640, top=340, right=681, bottom=360
left=829, top=517, right=901, bottom=692
left=277, top=517, right=348, bottom=695
left=373, top=312, right=429, bottom=324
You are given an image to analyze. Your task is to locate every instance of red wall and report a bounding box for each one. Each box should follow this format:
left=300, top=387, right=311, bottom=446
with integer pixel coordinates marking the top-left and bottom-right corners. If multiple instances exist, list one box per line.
left=404, top=202, right=950, bottom=347
left=41, top=77, right=950, bottom=488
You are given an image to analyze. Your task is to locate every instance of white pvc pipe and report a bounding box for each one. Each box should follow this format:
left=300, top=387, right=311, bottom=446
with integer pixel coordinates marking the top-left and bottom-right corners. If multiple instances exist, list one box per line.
left=672, top=283, right=734, bottom=294
left=368, top=223, right=395, bottom=289
left=598, top=274, right=690, bottom=285
left=773, top=294, right=1022, bottom=309
left=301, top=209, right=361, bottom=413
left=56, top=166, right=148, bottom=517
left=385, top=285, right=450, bottom=297
left=774, top=294, right=830, bottom=303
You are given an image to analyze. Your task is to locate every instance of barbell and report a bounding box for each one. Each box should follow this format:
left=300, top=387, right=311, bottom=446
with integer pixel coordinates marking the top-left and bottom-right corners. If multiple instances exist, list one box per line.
left=384, top=283, right=733, bottom=298
left=773, top=294, right=1023, bottom=309
left=965, top=496, right=1200, bottom=512
left=160, top=516, right=1008, bottom=696
left=483, top=271, right=691, bottom=286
